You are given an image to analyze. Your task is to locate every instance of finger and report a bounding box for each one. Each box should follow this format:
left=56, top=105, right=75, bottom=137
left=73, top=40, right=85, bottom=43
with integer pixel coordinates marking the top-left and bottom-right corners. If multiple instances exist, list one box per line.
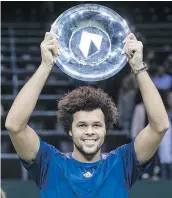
left=44, top=32, right=50, bottom=39
left=45, top=44, right=55, bottom=50
left=128, top=44, right=139, bottom=58
left=44, top=32, right=55, bottom=41
left=45, top=39, right=60, bottom=53
left=49, top=38, right=60, bottom=54
left=122, top=40, right=136, bottom=53
left=124, top=40, right=137, bottom=45
left=55, top=41, right=60, bottom=55
left=51, top=32, right=59, bottom=41
left=123, top=33, right=137, bottom=44
left=44, top=39, right=58, bottom=46
left=128, top=33, right=137, bottom=40
left=123, top=43, right=132, bottom=59
left=128, top=43, right=141, bottom=53
left=52, top=45, right=60, bottom=57
left=126, top=44, right=132, bottom=59
left=44, top=32, right=52, bottom=40
left=46, top=45, right=60, bottom=57
left=124, top=41, right=141, bottom=56
left=51, top=46, right=59, bottom=57
left=52, top=32, right=59, bottom=40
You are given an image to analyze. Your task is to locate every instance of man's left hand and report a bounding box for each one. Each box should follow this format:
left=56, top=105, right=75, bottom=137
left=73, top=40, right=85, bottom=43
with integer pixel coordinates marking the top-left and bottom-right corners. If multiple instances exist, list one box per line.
left=122, top=33, right=143, bottom=71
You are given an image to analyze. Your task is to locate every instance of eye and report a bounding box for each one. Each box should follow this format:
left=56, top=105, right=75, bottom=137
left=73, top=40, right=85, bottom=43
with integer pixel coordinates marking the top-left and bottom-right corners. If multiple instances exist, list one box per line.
left=94, top=124, right=101, bottom=127
left=79, top=124, right=87, bottom=128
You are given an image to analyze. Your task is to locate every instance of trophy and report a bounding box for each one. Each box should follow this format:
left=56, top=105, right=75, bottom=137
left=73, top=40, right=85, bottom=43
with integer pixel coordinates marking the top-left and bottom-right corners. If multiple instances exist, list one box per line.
left=50, top=4, right=130, bottom=81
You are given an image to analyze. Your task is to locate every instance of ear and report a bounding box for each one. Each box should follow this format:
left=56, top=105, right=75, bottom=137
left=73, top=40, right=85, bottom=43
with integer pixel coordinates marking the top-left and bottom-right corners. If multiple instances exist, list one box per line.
left=69, top=130, right=72, bottom=136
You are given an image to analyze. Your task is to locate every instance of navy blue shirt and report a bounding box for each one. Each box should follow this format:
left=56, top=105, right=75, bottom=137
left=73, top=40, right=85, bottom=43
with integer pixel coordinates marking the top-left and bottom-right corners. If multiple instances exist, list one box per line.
left=20, top=138, right=152, bottom=198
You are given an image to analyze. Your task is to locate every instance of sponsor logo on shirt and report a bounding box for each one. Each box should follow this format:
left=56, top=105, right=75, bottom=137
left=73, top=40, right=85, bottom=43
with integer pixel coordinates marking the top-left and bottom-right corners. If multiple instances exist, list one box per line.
left=83, top=171, right=92, bottom=178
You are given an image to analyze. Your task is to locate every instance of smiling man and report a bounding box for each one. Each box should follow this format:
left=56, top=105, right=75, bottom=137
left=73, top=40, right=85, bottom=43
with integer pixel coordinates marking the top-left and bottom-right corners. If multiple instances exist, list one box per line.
left=5, top=32, right=169, bottom=198
left=70, top=109, right=106, bottom=160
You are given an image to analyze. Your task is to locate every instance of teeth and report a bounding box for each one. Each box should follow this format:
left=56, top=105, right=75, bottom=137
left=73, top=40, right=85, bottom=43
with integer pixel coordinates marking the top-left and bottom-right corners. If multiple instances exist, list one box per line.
left=84, top=140, right=96, bottom=143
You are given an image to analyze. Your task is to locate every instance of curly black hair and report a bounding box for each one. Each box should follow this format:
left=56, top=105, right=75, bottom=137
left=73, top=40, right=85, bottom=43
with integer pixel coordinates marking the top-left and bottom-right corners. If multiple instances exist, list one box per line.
left=57, top=86, right=118, bottom=135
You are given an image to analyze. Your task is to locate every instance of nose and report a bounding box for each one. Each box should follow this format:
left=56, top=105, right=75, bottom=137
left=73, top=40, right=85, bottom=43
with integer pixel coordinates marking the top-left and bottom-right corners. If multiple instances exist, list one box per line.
left=85, top=126, right=95, bottom=135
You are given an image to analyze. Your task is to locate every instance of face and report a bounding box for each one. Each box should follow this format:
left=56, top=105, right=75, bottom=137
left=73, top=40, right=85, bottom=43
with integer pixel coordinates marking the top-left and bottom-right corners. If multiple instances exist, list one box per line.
left=69, top=108, right=106, bottom=156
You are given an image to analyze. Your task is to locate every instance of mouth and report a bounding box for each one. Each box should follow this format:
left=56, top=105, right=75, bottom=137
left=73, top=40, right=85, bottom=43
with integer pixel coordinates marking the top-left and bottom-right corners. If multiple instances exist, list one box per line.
left=82, top=139, right=97, bottom=144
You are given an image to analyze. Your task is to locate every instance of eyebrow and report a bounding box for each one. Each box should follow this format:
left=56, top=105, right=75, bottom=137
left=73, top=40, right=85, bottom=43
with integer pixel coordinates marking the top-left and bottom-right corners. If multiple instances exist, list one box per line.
left=77, top=121, right=102, bottom=124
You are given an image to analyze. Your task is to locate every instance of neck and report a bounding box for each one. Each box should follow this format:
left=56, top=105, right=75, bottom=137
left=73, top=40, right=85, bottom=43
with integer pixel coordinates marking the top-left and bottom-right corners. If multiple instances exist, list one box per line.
left=72, top=147, right=101, bottom=163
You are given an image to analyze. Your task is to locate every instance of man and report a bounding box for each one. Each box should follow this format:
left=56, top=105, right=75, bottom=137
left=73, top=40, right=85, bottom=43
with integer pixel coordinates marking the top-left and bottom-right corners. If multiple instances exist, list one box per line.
left=5, top=32, right=169, bottom=198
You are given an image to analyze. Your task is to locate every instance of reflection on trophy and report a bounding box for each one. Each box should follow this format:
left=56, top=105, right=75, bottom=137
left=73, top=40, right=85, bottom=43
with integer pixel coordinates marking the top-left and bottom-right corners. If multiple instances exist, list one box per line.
left=51, top=4, right=130, bottom=81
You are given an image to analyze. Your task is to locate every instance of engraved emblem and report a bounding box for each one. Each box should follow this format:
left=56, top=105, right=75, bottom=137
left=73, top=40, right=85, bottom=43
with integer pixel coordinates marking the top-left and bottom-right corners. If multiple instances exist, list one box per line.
left=79, top=31, right=103, bottom=59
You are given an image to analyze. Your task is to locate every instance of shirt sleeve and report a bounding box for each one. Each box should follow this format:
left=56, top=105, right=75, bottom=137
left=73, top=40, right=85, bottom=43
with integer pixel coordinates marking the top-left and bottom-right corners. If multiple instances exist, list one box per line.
left=19, top=137, right=60, bottom=188
left=116, top=139, right=153, bottom=188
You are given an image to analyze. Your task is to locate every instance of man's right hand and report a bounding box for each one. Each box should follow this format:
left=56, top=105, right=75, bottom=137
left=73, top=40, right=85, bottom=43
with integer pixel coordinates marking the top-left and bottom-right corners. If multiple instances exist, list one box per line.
left=40, top=32, right=60, bottom=67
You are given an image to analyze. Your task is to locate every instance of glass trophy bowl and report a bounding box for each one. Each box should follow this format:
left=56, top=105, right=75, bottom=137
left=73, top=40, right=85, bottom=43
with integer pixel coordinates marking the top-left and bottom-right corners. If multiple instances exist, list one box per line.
left=50, top=4, right=130, bottom=81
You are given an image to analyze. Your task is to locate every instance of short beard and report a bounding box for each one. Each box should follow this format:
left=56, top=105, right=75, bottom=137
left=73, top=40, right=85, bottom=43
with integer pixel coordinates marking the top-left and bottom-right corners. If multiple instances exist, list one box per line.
left=73, top=140, right=101, bottom=159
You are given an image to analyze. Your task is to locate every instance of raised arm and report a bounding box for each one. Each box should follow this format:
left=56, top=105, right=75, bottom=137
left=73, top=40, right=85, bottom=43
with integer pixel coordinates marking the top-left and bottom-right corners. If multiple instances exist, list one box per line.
left=123, top=33, right=169, bottom=164
left=5, top=32, right=60, bottom=162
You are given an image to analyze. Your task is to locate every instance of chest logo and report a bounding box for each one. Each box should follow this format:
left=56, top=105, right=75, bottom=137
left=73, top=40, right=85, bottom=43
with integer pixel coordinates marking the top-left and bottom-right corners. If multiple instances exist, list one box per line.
left=83, top=171, right=92, bottom=178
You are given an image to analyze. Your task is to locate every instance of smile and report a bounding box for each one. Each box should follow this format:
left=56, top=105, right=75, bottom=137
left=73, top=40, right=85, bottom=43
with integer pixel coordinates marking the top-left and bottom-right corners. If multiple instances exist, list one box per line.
left=82, top=139, right=97, bottom=143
